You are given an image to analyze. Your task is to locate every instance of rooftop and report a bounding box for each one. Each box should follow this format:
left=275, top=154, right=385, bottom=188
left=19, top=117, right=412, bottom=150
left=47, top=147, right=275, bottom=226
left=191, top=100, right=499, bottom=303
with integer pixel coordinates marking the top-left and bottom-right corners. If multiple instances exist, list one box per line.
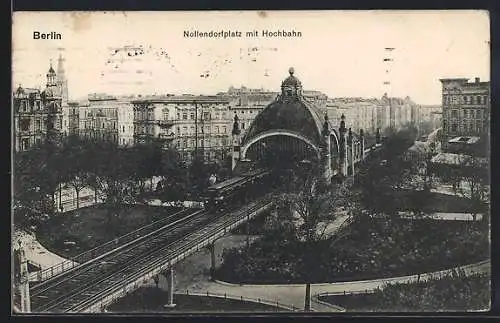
left=131, top=95, right=230, bottom=104
left=448, top=136, right=480, bottom=145
left=431, top=152, right=488, bottom=167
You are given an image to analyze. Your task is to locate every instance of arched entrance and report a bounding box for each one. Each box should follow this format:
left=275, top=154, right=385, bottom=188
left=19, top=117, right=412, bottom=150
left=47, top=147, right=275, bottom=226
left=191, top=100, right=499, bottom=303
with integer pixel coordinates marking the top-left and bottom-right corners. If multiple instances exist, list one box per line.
left=242, top=130, right=321, bottom=170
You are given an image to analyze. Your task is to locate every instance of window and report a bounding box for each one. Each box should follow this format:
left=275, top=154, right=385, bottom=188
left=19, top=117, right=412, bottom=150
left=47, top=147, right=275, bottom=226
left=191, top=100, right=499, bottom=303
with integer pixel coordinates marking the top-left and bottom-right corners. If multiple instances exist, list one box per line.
left=222, top=126, right=227, bottom=134
left=20, top=119, right=30, bottom=131
left=205, top=126, right=210, bottom=134
left=190, top=113, right=195, bottom=120
left=123, top=125, right=125, bottom=132
left=182, top=113, right=188, bottom=120
left=200, top=139, right=204, bottom=147
left=215, top=126, right=219, bottom=133
left=451, top=110, right=458, bottom=118
left=222, top=112, right=227, bottom=119
left=203, top=112, right=210, bottom=120
left=190, top=126, right=195, bottom=134
left=451, top=123, right=457, bottom=133
left=177, top=112, right=181, bottom=120
left=163, top=109, right=169, bottom=120
left=176, top=127, right=180, bottom=134
left=21, top=138, right=29, bottom=151
left=241, top=123, right=245, bottom=129
left=215, top=111, right=220, bottom=119
left=35, top=120, right=41, bottom=131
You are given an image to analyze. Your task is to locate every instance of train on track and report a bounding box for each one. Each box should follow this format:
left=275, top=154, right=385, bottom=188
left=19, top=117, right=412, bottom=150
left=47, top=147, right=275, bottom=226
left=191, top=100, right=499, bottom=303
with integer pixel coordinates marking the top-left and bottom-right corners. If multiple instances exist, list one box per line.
left=204, top=167, right=276, bottom=212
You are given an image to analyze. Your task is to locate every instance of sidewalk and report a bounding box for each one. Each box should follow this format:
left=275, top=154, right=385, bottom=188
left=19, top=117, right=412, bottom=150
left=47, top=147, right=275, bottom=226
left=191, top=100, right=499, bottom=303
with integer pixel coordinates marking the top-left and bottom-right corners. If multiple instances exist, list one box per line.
left=13, top=230, right=77, bottom=281
left=178, top=260, right=489, bottom=312
left=397, top=211, right=483, bottom=221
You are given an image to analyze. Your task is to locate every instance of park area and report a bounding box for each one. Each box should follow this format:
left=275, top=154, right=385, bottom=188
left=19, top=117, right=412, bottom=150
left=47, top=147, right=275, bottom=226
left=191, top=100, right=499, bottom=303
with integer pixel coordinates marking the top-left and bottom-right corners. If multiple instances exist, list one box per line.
left=214, top=216, right=489, bottom=284
left=317, top=272, right=490, bottom=312
left=107, top=287, right=288, bottom=313
left=36, top=204, right=182, bottom=259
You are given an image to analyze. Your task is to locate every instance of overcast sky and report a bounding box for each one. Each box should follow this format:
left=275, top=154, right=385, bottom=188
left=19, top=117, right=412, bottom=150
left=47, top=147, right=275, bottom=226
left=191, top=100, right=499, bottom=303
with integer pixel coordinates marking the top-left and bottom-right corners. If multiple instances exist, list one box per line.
left=12, top=10, right=489, bottom=104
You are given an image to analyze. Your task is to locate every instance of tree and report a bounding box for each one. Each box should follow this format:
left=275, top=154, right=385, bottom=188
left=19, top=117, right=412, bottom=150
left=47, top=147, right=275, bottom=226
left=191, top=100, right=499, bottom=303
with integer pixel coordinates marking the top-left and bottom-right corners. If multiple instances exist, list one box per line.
left=272, top=163, right=351, bottom=311
left=453, top=154, right=489, bottom=221
left=97, top=148, right=141, bottom=230
left=158, top=147, right=188, bottom=201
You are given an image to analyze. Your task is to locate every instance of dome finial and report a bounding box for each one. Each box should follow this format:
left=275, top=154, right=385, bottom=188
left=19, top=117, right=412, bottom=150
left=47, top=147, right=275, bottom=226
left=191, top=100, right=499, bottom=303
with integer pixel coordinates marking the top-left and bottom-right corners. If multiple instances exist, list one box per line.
left=288, top=67, right=294, bottom=75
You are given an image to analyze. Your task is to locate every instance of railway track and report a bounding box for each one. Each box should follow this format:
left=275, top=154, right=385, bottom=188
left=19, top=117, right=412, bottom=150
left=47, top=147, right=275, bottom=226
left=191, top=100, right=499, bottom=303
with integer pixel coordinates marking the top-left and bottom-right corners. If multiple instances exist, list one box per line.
left=31, top=197, right=273, bottom=313
left=30, top=207, right=210, bottom=311
left=33, top=207, right=195, bottom=283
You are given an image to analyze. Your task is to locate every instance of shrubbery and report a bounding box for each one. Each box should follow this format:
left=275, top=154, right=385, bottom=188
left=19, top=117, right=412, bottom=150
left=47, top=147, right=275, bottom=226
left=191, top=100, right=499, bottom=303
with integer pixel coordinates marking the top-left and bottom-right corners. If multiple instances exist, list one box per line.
left=215, top=217, right=489, bottom=284
left=319, top=272, right=490, bottom=312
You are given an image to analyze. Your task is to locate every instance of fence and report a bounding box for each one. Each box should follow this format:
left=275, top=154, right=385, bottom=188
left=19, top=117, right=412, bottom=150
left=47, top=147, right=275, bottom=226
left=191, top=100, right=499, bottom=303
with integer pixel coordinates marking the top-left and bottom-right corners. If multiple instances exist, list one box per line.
left=183, top=290, right=301, bottom=312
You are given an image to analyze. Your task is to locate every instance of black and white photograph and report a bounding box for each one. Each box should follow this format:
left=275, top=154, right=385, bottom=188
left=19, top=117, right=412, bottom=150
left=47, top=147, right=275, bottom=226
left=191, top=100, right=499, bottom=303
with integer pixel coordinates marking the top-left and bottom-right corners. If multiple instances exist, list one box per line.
left=12, top=10, right=490, bottom=313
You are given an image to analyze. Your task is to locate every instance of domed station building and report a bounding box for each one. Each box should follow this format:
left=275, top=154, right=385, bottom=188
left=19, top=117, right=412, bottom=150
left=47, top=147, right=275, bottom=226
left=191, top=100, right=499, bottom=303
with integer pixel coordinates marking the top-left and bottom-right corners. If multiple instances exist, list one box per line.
left=230, top=68, right=368, bottom=183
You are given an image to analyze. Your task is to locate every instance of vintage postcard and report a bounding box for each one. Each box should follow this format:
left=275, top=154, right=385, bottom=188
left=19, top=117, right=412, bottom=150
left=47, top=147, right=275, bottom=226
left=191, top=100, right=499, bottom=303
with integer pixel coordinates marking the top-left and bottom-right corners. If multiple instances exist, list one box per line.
left=12, top=10, right=490, bottom=314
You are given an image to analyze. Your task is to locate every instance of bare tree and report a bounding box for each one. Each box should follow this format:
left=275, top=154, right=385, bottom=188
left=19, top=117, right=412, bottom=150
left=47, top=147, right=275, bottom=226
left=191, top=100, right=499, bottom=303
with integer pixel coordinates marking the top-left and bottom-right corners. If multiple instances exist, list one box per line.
left=67, top=173, right=89, bottom=210
left=273, top=165, right=352, bottom=311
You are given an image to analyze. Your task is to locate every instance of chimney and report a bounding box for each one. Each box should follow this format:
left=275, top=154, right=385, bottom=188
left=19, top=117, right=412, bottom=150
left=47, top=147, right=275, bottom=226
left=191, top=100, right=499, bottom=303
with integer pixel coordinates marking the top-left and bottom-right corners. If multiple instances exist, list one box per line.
left=475, top=77, right=480, bottom=83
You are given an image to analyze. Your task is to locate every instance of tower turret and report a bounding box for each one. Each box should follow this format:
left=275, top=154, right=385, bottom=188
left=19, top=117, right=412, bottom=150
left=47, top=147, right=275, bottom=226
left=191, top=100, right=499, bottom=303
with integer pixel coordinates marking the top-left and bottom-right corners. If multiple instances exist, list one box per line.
left=56, top=54, right=69, bottom=104
left=231, top=113, right=241, bottom=172
left=348, top=128, right=355, bottom=176
left=280, top=67, right=303, bottom=101
left=338, top=114, right=348, bottom=176
left=322, top=113, right=332, bottom=182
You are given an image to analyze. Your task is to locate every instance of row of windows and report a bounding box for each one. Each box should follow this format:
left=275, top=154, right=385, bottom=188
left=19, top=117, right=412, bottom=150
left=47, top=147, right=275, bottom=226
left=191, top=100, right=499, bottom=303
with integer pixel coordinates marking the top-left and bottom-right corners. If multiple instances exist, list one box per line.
left=443, top=94, right=489, bottom=105
left=180, top=150, right=227, bottom=162
left=16, top=99, right=43, bottom=112
left=176, top=137, right=228, bottom=149
left=80, top=130, right=118, bottom=142
left=446, top=109, right=486, bottom=120
left=443, top=120, right=487, bottom=133
left=84, top=121, right=117, bottom=130
left=175, top=125, right=228, bottom=135
left=18, top=137, right=43, bottom=151
left=84, top=109, right=118, bottom=118
left=19, top=118, right=43, bottom=132
left=120, top=138, right=134, bottom=146
left=174, top=110, right=228, bottom=121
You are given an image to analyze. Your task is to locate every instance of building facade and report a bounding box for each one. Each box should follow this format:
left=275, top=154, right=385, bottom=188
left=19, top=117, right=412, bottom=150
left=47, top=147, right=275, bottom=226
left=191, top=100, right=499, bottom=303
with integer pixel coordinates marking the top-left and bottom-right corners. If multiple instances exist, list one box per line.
left=13, top=62, right=63, bottom=151
left=440, top=77, right=490, bottom=150
left=219, top=87, right=277, bottom=137
left=79, top=95, right=119, bottom=143
left=66, top=101, right=80, bottom=136
left=420, top=105, right=442, bottom=133
left=327, top=98, right=379, bottom=137
left=132, top=95, right=232, bottom=163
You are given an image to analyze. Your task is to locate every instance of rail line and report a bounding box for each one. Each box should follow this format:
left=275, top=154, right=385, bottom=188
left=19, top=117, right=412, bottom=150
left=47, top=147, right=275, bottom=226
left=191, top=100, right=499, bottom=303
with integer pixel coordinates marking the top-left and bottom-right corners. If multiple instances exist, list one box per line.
left=33, top=206, right=193, bottom=283
left=30, top=207, right=214, bottom=312
left=31, top=208, right=198, bottom=294
left=31, top=197, right=273, bottom=313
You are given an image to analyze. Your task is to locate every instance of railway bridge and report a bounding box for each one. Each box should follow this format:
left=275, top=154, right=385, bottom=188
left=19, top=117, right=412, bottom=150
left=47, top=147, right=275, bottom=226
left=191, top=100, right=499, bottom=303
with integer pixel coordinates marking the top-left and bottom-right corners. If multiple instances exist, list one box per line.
left=15, top=68, right=381, bottom=313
